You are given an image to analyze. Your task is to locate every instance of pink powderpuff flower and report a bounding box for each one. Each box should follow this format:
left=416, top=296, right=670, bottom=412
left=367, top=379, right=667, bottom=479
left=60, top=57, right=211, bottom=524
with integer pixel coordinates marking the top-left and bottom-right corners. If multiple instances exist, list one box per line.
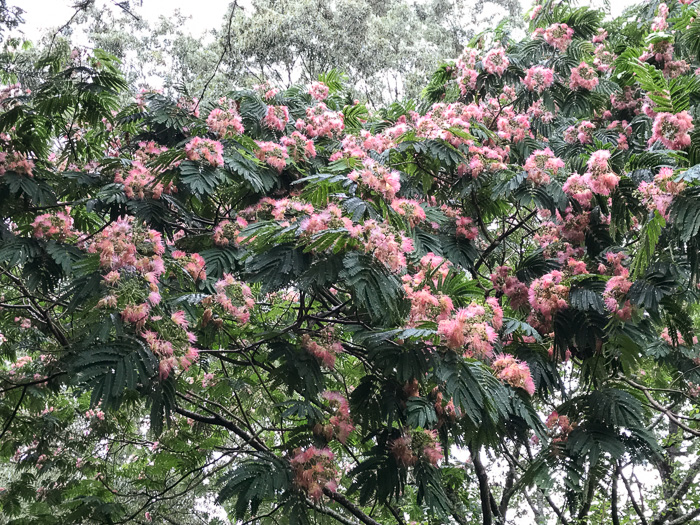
left=524, top=148, right=565, bottom=186
left=543, top=23, right=574, bottom=52
left=255, top=141, right=289, bottom=172
left=184, top=137, right=224, bottom=167
left=569, top=62, right=599, bottom=91
left=206, top=106, right=244, bottom=137
left=651, top=3, right=669, bottom=31
left=115, top=162, right=164, bottom=200
left=583, top=150, right=619, bottom=196
left=290, top=447, right=338, bottom=500
left=455, top=216, right=478, bottom=240
left=458, top=69, right=479, bottom=94
left=638, top=167, right=685, bottom=219
left=390, top=199, right=426, bottom=227
left=348, top=158, right=401, bottom=201
left=172, top=251, right=206, bottom=281
left=32, top=209, right=75, bottom=240
left=522, top=66, right=555, bottom=93
left=492, top=354, right=536, bottom=395
left=649, top=111, right=694, bottom=150
left=0, top=150, right=35, bottom=177
left=482, top=47, right=509, bottom=76
left=280, top=131, right=317, bottom=161
left=603, top=276, right=633, bottom=321
left=528, top=271, right=569, bottom=328
left=262, top=105, right=290, bottom=132
left=309, top=81, right=330, bottom=101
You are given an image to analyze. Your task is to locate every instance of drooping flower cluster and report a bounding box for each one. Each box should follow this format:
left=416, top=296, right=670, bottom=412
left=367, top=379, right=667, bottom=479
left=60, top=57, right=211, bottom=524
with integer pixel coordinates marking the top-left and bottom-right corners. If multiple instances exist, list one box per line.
left=206, top=100, right=244, bottom=137
left=309, top=81, right=330, bottom=101
left=0, top=150, right=34, bottom=177
left=523, top=66, right=555, bottom=93
left=482, top=47, right=509, bottom=76
left=528, top=271, right=569, bottom=329
left=212, top=217, right=249, bottom=247
left=389, top=429, right=443, bottom=467
left=649, top=111, right=694, bottom=150
left=208, top=273, right=255, bottom=325
left=348, top=159, right=401, bottom=201
left=255, top=141, right=289, bottom=172
left=280, top=131, right=317, bottom=161
left=184, top=137, right=224, bottom=167
left=490, top=266, right=529, bottom=310
left=603, top=276, right=633, bottom=321
left=583, top=149, right=619, bottom=196
left=296, top=103, right=344, bottom=138
left=524, top=148, right=565, bottom=186
left=491, top=354, right=536, bottom=395
left=390, top=199, right=427, bottom=227
left=542, top=23, right=574, bottom=52
left=290, top=447, right=339, bottom=500
left=301, top=332, right=344, bottom=368
left=32, top=209, right=75, bottom=241
left=262, top=105, right=290, bottom=132
left=569, top=62, right=599, bottom=91
left=315, top=391, right=355, bottom=444
left=115, top=162, right=166, bottom=200
left=437, top=301, right=500, bottom=358
left=172, top=251, right=207, bottom=281
left=638, top=167, right=685, bottom=219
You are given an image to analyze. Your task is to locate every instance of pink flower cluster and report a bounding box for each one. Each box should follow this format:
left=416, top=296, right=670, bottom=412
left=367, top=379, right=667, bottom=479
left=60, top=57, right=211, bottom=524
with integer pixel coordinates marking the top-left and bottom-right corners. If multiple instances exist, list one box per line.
left=491, top=354, right=536, bottom=395
left=456, top=216, right=478, bottom=240
left=262, top=105, right=290, bottom=132
left=355, top=220, right=414, bottom=272
left=651, top=3, right=669, bottom=32
left=490, top=266, right=529, bottom=310
left=212, top=217, right=249, bottom=247
left=523, top=66, right=555, bottom=93
left=32, top=209, right=75, bottom=241
left=528, top=271, right=569, bottom=328
left=290, top=447, right=338, bottom=500
left=437, top=302, right=499, bottom=358
left=348, top=159, right=401, bottom=201
left=569, top=62, right=599, bottom=91
left=115, top=162, right=167, bottom=200
left=496, top=109, right=530, bottom=143
left=309, top=81, right=330, bottom=101
left=172, top=251, right=206, bottom=281
left=211, top=273, right=255, bottom=324
left=315, top=391, right=355, bottom=444
left=543, top=23, right=574, bottom=52
left=603, top=276, right=633, bottom=321
left=391, top=199, right=426, bottom=227
left=301, top=333, right=343, bottom=368
left=524, top=148, right=565, bottom=186
left=483, top=47, right=509, bottom=76
left=296, top=103, right=344, bottom=138
left=206, top=102, right=244, bottom=137
left=255, top=141, right=289, bottom=172
left=585, top=149, right=619, bottom=196
left=638, top=167, right=685, bottom=219
left=0, top=150, right=34, bottom=177
left=389, top=429, right=443, bottom=467
left=649, top=111, right=694, bottom=150
left=184, top=137, right=224, bottom=167
left=280, top=131, right=316, bottom=161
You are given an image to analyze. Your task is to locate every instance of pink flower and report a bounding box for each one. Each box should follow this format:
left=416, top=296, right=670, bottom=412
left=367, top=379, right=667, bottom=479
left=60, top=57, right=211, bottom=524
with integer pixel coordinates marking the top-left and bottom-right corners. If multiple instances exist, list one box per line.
left=543, top=23, right=574, bottom=52
left=524, top=148, right=565, bottom=186
left=184, top=137, right=224, bottom=167
left=255, top=141, right=289, bottom=172
left=309, top=81, right=330, bottom=101
left=649, top=111, right=694, bottom=150
left=262, top=105, right=290, bottom=132
left=492, top=354, right=536, bottom=395
left=482, top=47, right=509, bottom=76
left=290, top=447, right=338, bottom=500
left=569, top=62, right=599, bottom=91
left=523, top=66, right=554, bottom=93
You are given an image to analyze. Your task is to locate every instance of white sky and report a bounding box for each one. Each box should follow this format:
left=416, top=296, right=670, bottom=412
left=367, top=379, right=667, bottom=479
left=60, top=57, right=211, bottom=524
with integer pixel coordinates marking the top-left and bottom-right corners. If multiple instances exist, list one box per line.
left=17, top=0, right=639, bottom=44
